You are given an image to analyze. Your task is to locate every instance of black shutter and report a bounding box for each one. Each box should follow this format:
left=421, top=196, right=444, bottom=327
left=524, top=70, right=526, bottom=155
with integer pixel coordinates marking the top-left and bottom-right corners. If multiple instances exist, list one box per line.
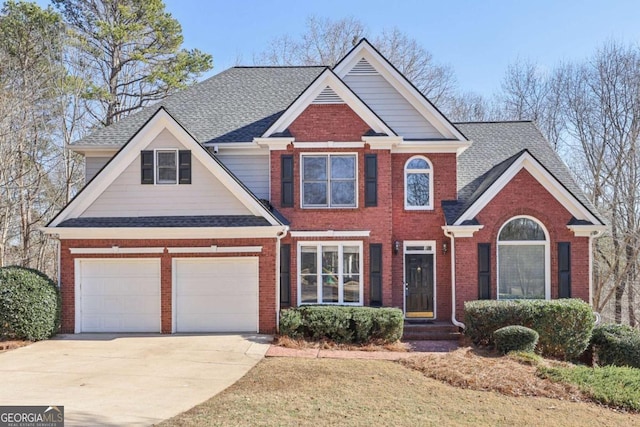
left=281, top=155, right=294, bottom=207
left=370, top=243, right=382, bottom=306
left=280, top=244, right=291, bottom=306
left=178, top=150, right=192, bottom=184
left=364, top=154, right=377, bottom=207
left=478, top=243, right=491, bottom=299
left=141, top=150, right=154, bottom=184
left=558, top=242, right=571, bottom=298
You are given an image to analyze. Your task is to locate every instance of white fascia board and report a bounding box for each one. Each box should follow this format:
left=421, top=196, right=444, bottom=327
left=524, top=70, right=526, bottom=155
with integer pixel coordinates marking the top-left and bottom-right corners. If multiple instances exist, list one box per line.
left=441, top=225, right=484, bottom=238
left=50, top=108, right=280, bottom=227
left=43, top=226, right=284, bottom=240
left=262, top=69, right=395, bottom=138
left=454, top=152, right=602, bottom=226
left=254, top=137, right=295, bottom=151
left=202, top=141, right=269, bottom=155
left=290, top=230, right=371, bottom=238
left=567, top=225, right=607, bottom=237
left=167, top=245, right=263, bottom=254
left=362, top=136, right=403, bottom=150
left=71, top=146, right=120, bottom=157
left=391, top=140, right=472, bottom=154
left=69, top=246, right=165, bottom=254
left=293, top=141, right=365, bottom=149
left=334, top=43, right=467, bottom=142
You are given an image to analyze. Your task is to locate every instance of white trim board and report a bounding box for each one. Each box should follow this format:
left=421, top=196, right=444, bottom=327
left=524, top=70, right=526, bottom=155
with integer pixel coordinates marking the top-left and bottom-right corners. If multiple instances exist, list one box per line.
left=69, top=247, right=164, bottom=254
left=167, top=245, right=262, bottom=254
left=45, top=226, right=285, bottom=240
left=454, top=151, right=603, bottom=226
left=290, top=230, right=370, bottom=238
left=47, top=108, right=281, bottom=228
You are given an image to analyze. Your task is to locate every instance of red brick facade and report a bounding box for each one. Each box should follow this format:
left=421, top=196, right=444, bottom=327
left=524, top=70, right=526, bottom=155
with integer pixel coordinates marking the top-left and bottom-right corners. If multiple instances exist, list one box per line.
left=59, top=238, right=277, bottom=334
left=288, top=104, right=372, bottom=142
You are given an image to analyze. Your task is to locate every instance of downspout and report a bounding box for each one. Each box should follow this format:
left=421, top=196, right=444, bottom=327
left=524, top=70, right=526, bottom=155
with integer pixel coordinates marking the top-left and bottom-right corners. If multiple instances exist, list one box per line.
left=443, top=228, right=466, bottom=330
left=275, top=227, right=289, bottom=333
left=590, top=229, right=605, bottom=326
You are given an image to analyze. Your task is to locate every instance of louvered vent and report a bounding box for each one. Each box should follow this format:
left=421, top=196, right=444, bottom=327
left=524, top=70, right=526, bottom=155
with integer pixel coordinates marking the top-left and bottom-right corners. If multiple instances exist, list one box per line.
left=312, top=86, right=344, bottom=104
left=348, top=58, right=378, bottom=75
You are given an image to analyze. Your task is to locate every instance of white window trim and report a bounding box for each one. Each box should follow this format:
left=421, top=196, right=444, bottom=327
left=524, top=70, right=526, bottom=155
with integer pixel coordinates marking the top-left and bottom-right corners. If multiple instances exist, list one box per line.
left=300, top=153, right=359, bottom=209
left=155, top=149, right=179, bottom=185
left=402, top=240, right=437, bottom=319
left=496, top=215, right=551, bottom=300
left=404, top=155, right=434, bottom=210
left=297, top=241, right=363, bottom=306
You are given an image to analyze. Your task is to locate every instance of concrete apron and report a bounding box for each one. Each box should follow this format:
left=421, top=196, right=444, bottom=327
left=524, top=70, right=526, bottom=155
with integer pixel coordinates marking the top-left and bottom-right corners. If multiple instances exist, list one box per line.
left=0, top=334, right=271, bottom=426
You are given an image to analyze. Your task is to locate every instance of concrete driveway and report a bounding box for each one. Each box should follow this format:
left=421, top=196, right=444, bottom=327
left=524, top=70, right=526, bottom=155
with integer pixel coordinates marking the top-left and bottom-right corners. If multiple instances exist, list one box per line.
left=0, top=334, right=271, bottom=426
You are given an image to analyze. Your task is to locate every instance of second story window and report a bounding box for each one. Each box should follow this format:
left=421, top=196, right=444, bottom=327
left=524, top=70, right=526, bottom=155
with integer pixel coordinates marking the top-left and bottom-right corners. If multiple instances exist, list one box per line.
left=404, top=156, right=433, bottom=210
left=302, top=154, right=356, bottom=208
left=156, top=150, right=178, bottom=184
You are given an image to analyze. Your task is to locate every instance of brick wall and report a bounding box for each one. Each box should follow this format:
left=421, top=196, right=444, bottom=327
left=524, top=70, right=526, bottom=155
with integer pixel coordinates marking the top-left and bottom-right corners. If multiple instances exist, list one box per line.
left=454, top=169, right=592, bottom=317
left=288, top=104, right=372, bottom=142
left=59, top=238, right=277, bottom=334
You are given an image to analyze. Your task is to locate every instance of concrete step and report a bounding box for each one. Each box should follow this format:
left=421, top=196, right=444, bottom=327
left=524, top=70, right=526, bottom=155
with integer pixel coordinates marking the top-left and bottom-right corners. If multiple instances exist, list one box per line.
left=402, top=321, right=462, bottom=341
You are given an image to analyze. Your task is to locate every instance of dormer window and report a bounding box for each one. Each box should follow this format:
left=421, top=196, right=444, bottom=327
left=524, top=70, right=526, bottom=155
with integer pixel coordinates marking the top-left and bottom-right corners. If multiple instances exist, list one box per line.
left=141, top=149, right=191, bottom=185
left=301, top=154, right=357, bottom=208
left=404, top=156, right=433, bottom=210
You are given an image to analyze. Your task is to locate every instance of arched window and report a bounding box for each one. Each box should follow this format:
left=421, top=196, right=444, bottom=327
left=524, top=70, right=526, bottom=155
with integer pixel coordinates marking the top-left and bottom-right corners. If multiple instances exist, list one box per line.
left=497, top=216, right=550, bottom=300
left=404, top=156, right=433, bottom=210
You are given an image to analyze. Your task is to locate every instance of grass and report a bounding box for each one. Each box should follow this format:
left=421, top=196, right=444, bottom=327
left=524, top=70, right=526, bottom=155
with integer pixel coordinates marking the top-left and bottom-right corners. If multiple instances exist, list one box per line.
left=160, top=355, right=638, bottom=427
left=539, top=365, right=640, bottom=412
left=274, top=335, right=409, bottom=352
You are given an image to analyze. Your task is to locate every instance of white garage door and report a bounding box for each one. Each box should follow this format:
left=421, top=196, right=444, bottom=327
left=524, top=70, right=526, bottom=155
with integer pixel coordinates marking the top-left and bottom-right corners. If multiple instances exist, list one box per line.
left=78, top=259, right=161, bottom=333
left=174, top=258, right=258, bottom=332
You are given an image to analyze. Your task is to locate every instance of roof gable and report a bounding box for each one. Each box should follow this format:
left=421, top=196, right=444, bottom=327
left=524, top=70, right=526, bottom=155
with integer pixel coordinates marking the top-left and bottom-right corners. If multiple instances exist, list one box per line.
left=47, top=108, right=282, bottom=228
left=453, top=149, right=604, bottom=226
left=333, top=39, right=467, bottom=141
left=262, top=68, right=395, bottom=138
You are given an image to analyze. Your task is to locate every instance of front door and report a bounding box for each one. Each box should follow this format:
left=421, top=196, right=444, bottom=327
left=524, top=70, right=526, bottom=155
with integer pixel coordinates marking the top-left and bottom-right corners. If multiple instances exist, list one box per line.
left=405, top=253, right=434, bottom=318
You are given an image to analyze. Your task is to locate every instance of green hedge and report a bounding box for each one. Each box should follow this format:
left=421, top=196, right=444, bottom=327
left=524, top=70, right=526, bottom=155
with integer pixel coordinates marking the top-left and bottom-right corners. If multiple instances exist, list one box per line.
left=279, top=306, right=404, bottom=344
left=494, top=325, right=539, bottom=354
left=464, top=299, right=594, bottom=360
left=591, top=323, right=640, bottom=368
left=0, top=266, right=60, bottom=341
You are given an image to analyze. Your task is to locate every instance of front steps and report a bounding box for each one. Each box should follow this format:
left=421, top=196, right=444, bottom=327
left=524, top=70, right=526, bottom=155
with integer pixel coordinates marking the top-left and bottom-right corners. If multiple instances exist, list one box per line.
left=402, top=320, right=462, bottom=341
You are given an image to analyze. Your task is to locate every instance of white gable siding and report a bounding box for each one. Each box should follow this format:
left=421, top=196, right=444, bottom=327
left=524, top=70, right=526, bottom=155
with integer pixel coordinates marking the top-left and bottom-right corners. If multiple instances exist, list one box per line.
left=81, top=129, right=252, bottom=217
left=85, top=157, right=111, bottom=182
left=215, top=154, right=269, bottom=199
left=343, top=73, right=445, bottom=139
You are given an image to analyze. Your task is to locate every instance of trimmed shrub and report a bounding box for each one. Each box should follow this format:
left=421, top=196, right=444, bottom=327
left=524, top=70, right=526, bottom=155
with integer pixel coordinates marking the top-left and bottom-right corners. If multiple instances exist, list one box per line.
left=464, top=299, right=594, bottom=359
left=0, top=266, right=60, bottom=341
left=278, top=306, right=403, bottom=344
left=591, top=323, right=640, bottom=368
left=494, top=325, right=539, bottom=354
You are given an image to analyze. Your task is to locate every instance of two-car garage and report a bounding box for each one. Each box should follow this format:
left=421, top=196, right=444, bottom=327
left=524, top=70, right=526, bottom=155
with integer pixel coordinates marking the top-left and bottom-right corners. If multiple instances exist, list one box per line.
left=75, top=257, right=259, bottom=333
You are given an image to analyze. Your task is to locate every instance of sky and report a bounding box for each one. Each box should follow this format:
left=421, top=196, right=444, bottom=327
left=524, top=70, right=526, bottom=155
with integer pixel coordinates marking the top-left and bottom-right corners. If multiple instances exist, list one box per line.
left=38, top=0, right=640, bottom=98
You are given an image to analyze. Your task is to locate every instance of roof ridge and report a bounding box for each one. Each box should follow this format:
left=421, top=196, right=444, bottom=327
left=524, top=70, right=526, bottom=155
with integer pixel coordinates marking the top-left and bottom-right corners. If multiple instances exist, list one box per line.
left=232, top=65, right=328, bottom=69
left=454, top=120, right=534, bottom=125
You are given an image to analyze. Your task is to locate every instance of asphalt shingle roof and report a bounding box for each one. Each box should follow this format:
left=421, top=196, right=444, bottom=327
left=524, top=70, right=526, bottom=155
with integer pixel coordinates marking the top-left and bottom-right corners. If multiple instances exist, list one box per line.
left=57, top=216, right=272, bottom=228
left=447, top=121, right=603, bottom=225
left=76, top=66, right=326, bottom=146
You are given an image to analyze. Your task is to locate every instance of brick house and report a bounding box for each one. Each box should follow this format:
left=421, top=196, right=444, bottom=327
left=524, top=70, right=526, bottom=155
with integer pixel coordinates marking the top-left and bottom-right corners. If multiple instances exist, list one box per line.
left=43, top=39, right=605, bottom=334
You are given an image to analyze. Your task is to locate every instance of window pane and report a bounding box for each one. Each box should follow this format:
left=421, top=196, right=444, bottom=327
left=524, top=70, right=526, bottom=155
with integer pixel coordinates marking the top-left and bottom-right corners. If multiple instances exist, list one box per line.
left=499, top=218, right=546, bottom=241
left=303, top=156, right=327, bottom=180
left=406, top=172, right=430, bottom=206
left=300, top=247, right=317, bottom=274
left=331, top=156, right=355, bottom=179
left=301, top=274, right=317, bottom=303
left=303, top=182, right=327, bottom=205
left=322, top=246, right=338, bottom=273
left=157, top=151, right=176, bottom=167
left=407, top=158, right=429, bottom=169
left=343, top=275, right=360, bottom=303
left=331, top=181, right=355, bottom=206
left=342, top=247, right=359, bottom=275
left=322, top=275, right=339, bottom=303
left=499, top=245, right=545, bottom=299
left=158, top=167, right=176, bottom=182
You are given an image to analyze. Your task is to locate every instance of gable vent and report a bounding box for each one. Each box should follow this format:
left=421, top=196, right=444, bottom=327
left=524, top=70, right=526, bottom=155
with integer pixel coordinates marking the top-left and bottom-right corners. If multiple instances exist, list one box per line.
left=312, top=86, right=344, bottom=104
left=348, top=58, right=378, bottom=75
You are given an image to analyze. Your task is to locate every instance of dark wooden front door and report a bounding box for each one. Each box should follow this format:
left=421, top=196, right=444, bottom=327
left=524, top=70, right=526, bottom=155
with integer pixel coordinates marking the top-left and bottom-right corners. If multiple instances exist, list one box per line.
left=405, top=253, right=434, bottom=318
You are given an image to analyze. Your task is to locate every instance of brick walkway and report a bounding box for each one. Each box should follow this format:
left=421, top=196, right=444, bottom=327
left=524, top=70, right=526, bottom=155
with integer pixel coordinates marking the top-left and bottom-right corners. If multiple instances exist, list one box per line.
left=265, top=340, right=459, bottom=360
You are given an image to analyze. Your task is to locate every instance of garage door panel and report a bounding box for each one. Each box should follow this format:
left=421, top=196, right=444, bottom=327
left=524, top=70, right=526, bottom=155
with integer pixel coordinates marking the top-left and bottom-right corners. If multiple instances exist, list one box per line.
left=78, top=259, right=161, bottom=333
left=175, top=258, right=258, bottom=332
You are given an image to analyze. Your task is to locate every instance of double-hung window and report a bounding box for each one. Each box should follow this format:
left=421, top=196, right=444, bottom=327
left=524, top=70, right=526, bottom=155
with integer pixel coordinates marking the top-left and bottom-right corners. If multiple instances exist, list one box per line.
left=299, top=242, right=363, bottom=305
left=156, top=150, right=178, bottom=184
left=301, top=154, right=356, bottom=207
